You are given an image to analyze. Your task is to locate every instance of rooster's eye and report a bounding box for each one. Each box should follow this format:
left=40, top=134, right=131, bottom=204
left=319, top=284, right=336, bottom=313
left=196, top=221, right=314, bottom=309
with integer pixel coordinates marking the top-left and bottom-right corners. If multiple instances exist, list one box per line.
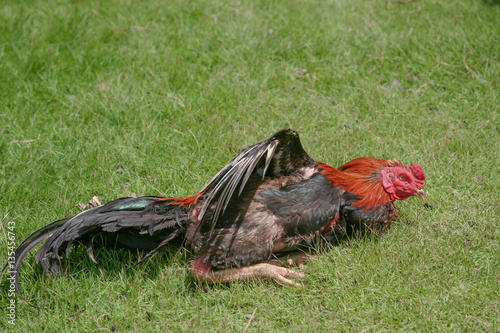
left=399, top=175, right=406, bottom=181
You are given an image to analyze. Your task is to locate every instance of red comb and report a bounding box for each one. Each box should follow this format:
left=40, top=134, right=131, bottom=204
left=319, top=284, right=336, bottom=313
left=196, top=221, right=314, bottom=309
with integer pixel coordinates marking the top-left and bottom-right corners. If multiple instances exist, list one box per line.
left=409, top=163, right=425, bottom=188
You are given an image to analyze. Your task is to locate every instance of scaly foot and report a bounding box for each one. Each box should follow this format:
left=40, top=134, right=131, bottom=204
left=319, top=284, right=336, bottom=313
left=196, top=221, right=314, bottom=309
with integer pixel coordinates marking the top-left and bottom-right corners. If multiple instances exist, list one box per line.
left=191, top=262, right=306, bottom=287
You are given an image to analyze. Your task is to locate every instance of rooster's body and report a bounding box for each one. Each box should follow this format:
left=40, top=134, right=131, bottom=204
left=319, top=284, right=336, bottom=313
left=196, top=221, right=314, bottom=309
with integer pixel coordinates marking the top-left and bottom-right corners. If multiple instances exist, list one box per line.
left=3, top=129, right=425, bottom=295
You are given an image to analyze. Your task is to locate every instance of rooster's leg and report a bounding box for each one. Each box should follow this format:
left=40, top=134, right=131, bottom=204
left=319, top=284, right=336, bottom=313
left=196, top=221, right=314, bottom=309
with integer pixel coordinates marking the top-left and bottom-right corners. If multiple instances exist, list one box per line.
left=191, top=261, right=306, bottom=287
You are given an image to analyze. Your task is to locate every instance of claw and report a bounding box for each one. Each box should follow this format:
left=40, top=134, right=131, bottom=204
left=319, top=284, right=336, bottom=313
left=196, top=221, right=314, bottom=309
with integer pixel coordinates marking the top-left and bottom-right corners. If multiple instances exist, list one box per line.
left=253, top=264, right=305, bottom=287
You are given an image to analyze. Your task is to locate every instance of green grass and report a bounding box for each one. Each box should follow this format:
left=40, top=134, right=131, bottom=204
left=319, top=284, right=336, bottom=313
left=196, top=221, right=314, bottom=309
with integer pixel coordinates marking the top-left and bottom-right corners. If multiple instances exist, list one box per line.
left=1, top=0, right=499, bottom=331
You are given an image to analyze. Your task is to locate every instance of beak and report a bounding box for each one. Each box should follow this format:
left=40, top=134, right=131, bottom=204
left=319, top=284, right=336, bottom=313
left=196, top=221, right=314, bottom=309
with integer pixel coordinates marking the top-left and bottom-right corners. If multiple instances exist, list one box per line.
left=415, top=189, right=426, bottom=200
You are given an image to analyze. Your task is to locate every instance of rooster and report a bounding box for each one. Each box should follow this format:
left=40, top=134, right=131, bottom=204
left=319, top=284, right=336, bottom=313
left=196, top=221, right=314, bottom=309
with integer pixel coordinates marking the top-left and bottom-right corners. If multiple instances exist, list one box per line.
left=2, top=129, right=425, bottom=297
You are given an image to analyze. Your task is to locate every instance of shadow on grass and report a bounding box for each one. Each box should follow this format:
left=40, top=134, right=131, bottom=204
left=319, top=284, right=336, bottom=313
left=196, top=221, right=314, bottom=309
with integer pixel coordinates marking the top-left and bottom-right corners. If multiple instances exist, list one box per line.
left=482, top=0, right=500, bottom=4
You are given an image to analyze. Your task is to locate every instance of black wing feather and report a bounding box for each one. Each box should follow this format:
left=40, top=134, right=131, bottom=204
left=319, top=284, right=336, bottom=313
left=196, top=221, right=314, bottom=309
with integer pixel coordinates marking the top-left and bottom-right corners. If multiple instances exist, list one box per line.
left=197, top=129, right=316, bottom=227
left=257, top=173, right=343, bottom=235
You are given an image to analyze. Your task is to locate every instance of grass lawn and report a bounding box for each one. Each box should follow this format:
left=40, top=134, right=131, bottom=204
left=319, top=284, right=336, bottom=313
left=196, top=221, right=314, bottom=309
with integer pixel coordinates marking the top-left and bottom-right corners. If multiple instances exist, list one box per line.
left=1, top=0, right=499, bottom=331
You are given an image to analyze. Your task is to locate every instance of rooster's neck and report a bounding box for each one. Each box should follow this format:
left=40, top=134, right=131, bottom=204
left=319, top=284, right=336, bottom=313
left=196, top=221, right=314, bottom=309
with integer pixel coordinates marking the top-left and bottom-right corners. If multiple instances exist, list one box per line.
left=316, top=161, right=392, bottom=211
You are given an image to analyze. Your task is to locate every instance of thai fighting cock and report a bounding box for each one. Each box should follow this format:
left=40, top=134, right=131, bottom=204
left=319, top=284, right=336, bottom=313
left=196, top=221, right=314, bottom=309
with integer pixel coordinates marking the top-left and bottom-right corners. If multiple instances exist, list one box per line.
left=2, top=129, right=425, bottom=298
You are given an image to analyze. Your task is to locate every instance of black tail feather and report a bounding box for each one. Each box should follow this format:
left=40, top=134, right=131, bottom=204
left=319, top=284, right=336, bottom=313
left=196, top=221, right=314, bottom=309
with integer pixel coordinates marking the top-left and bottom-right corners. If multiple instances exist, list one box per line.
left=1, top=216, right=72, bottom=300
left=1, top=196, right=190, bottom=299
left=127, top=229, right=180, bottom=270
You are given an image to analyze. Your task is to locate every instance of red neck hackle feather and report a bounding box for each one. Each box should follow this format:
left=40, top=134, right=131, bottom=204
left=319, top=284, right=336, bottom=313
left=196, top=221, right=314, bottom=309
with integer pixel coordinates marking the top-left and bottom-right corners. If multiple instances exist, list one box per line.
left=317, top=158, right=410, bottom=212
